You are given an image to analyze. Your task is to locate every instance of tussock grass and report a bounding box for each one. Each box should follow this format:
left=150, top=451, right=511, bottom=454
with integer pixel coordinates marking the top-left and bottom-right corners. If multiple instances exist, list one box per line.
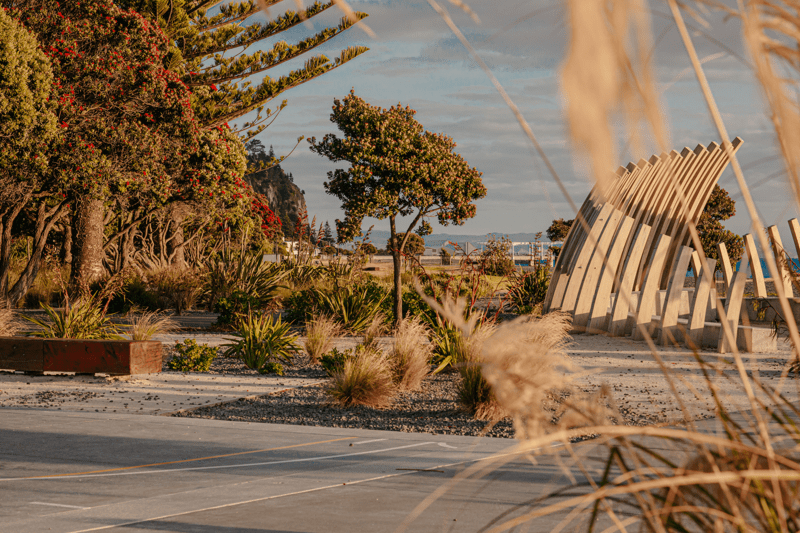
left=327, top=346, right=395, bottom=408
left=127, top=311, right=177, bottom=341
left=361, top=313, right=386, bottom=350
left=0, top=304, right=20, bottom=336
left=389, top=318, right=431, bottom=391
left=304, top=315, right=341, bottom=363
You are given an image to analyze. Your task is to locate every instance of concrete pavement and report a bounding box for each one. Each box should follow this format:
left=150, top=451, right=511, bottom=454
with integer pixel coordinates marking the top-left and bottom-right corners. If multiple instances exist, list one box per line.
left=0, top=373, right=323, bottom=416
left=0, top=408, right=596, bottom=533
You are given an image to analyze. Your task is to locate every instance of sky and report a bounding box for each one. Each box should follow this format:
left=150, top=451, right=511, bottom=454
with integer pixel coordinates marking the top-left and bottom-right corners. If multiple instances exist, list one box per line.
left=234, top=0, right=798, bottom=239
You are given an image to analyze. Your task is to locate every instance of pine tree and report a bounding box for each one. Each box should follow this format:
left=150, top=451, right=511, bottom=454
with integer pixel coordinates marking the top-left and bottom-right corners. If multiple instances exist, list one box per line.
left=118, top=0, right=370, bottom=138
left=323, top=221, right=334, bottom=244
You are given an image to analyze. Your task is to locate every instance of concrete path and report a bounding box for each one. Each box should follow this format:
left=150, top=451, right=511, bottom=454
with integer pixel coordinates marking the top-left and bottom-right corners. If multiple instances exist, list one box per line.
left=0, top=373, right=322, bottom=416
left=0, top=408, right=594, bottom=533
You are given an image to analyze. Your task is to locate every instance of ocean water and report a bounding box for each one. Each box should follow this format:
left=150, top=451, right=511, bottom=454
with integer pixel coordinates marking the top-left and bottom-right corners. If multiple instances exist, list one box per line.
left=730, top=258, right=800, bottom=277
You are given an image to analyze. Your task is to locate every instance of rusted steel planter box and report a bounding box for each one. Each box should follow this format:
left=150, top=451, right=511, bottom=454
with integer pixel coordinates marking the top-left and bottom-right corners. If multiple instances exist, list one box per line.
left=0, top=337, right=162, bottom=375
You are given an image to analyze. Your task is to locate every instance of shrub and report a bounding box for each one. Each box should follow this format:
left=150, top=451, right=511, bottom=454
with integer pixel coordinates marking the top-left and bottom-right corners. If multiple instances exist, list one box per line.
left=402, top=289, right=437, bottom=326
left=477, top=312, right=573, bottom=433
left=507, top=265, right=550, bottom=314
left=304, top=315, right=341, bottom=363
left=148, top=269, right=202, bottom=314
left=213, top=290, right=261, bottom=327
left=127, top=311, right=177, bottom=341
left=479, top=235, right=515, bottom=276
left=223, top=310, right=300, bottom=372
left=388, top=318, right=431, bottom=391
left=21, top=263, right=64, bottom=308
left=168, top=339, right=217, bottom=372
left=326, top=346, right=395, bottom=408
left=259, top=362, right=284, bottom=375
left=320, top=347, right=351, bottom=376
left=25, top=294, right=122, bottom=339
left=107, top=274, right=161, bottom=314
left=283, top=288, right=317, bottom=324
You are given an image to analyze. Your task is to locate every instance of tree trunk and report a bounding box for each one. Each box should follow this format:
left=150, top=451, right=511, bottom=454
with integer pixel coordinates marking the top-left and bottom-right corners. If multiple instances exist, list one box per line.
left=71, top=198, right=105, bottom=291
left=389, top=217, right=403, bottom=327
left=168, top=203, right=189, bottom=269
left=61, top=221, right=72, bottom=266
left=6, top=199, right=69, bottom=305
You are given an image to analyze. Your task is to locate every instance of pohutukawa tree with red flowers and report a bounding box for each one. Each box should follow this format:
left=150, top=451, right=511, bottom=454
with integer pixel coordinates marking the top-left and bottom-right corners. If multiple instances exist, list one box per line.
left=309, top=91, right=486, bottom=325
left=2, top=0, right=275, bottom=290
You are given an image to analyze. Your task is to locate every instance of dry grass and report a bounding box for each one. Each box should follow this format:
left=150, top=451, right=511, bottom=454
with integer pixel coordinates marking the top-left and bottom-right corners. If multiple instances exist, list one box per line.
left=127, top=311, right=177, bottom=341
left=327, top=346, right=396, bottom=408
left=389, top=318, right=431, bottom=391
left=0, top=304, right=20, bottom=336
left=304, top=315, right=341, bottom=363
left=361, top=313, right=386, bottom=350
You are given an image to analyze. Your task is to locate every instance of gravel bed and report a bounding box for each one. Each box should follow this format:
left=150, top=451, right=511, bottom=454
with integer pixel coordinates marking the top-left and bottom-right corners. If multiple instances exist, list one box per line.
left=173, top=372, right=517, bottom=438
left=171, top=363, right=665, bottom=438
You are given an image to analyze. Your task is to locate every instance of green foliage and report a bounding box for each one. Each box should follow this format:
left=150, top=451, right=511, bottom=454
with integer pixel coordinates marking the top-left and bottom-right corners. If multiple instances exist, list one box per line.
left=507, top=266, right=550, bottom=314
left=320, top=347, right=352, bottom=376
left=402, top=289, right=437, bottom=326
left=312, top=284, right=388, bottom=333
left=480, top=235, right=515, bottom=276
left=309, top=90, right=486, bottom=325
left=222, top=310, right=300, bottom=372
left=458, top=363, right=496, bottom=417
left=214, top=290, right=261, bottom=327
left=0, top=7, right=56, bottom=178
left=697, top=185, right=744, bottom=270
left=25, top=295, right=122, bottom=340
left=309, top=91, right=486, bottom=242
left=439, top=248, right=452, bottom=265
left=121, top=0, right=370, bottom=137
left=430, top=319, right=469, bottom=374
left=110, top=275, right=162, bottom=314
left=203, top=250, right=287, bottom=314
left=168, top=339, right=217, bottom=372
left=259, top=362, right=284, bottom=376
left=389, top=233, right=425, bottom=256
left=546, top=218, right=573, bottom=242
left=283, top=288, right=317, bottom=324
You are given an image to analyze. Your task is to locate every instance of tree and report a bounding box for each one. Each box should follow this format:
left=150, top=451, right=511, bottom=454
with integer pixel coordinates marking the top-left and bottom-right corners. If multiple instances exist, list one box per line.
left=309, top=91, right=486, bottom=325
left=546, top=218, right=573, bottom=242
left=119, top=0, right=369, bottom=138
left=323, top=221, right=334, bottom=245
left=0, top=7, right=60, bottom=304
left=388, top=233, right=425, bottom=256
left=8, top=0, right=209, bottom=288
left=696, top=184, right=743, bottom=270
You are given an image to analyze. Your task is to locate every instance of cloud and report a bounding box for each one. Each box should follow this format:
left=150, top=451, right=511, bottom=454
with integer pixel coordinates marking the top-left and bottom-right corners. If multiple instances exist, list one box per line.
left=238, top=0, right=796, bottom=238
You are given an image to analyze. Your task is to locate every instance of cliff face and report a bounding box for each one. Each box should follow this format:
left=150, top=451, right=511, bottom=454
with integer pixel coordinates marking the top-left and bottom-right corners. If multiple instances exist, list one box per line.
left=246, top=165, right=307, bottom=238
